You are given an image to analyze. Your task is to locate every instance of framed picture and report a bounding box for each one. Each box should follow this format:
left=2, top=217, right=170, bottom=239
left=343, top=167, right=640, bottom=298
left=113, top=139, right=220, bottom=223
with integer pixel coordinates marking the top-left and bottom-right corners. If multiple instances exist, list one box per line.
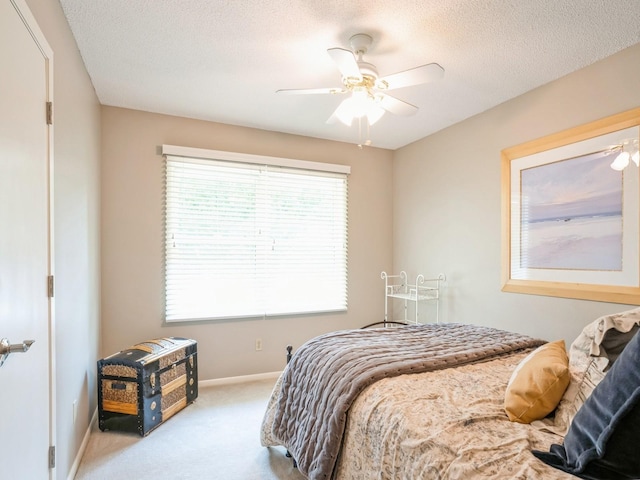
left=501, top=108, right=640, bottom=304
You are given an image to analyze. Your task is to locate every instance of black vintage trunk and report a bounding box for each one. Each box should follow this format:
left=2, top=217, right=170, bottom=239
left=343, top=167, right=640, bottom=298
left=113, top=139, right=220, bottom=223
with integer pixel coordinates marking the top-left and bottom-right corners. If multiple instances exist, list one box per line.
left=97, top=337, right=198, bottom=436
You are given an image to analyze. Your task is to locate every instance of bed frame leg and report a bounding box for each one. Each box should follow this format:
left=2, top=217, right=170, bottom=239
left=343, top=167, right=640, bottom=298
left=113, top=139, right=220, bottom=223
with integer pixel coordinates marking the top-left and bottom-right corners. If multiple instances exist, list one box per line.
left=285, top=344, right=297, bottom=468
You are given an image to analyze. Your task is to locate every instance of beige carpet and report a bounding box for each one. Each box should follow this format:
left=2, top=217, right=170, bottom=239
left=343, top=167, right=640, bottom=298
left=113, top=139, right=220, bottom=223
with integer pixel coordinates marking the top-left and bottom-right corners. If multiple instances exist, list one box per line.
left=74, top=378, right=306, bottom=480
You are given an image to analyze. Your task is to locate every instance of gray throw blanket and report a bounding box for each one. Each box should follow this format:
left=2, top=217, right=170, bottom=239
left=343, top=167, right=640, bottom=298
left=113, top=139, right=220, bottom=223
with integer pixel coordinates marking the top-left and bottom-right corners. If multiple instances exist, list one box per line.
left=271, top=323, right=545, bottom=480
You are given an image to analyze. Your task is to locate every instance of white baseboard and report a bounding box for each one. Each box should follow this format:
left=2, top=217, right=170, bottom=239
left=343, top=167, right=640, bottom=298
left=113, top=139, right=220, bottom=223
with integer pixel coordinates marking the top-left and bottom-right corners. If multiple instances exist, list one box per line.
left=199, top=370, right=281, bottom=387
left=67, top=408, right=98, bottom=480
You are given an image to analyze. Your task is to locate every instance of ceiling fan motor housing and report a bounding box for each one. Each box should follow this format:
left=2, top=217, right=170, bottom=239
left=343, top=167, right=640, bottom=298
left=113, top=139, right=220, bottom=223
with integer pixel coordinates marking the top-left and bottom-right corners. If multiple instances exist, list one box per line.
left=350, top=33, right=373, bottom=55
left=357, top=61, right=378, bottom=80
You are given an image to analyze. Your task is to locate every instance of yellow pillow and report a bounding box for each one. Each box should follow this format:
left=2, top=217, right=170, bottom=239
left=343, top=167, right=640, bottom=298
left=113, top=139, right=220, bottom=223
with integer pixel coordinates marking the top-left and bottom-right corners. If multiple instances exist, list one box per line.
left=504, top=340, right=570, bottom=424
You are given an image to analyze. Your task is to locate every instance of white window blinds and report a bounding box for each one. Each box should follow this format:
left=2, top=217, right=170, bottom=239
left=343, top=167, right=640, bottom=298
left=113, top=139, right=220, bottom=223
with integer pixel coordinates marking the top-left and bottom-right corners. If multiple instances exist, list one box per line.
left=162, top=146, right=349, bottom=322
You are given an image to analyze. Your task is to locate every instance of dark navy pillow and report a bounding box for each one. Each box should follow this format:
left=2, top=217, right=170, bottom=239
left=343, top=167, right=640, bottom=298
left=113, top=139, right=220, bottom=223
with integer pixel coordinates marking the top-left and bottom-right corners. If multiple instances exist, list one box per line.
left=532, top=328, right=640, bottom=479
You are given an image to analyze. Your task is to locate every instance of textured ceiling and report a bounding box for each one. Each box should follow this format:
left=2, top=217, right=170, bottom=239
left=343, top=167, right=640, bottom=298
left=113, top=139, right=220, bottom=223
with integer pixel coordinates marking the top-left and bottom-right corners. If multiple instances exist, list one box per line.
left=59, top=0, right=640, bottom=150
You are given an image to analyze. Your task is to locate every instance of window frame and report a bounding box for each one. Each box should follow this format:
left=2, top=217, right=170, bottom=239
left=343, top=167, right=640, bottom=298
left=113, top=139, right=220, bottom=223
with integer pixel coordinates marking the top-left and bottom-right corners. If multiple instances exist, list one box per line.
left=161, top=145, right=350, bottom=322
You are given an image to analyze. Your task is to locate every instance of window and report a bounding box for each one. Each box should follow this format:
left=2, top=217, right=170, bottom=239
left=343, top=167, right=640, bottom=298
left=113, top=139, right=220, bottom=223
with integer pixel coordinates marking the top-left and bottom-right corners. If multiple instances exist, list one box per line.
left=162, top=145, right=350, bottom=322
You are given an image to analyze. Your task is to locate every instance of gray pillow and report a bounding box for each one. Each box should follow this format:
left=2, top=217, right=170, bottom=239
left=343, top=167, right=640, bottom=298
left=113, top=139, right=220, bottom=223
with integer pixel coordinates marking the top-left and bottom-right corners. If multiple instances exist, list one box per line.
left=599, top=325, right=638, bottom=367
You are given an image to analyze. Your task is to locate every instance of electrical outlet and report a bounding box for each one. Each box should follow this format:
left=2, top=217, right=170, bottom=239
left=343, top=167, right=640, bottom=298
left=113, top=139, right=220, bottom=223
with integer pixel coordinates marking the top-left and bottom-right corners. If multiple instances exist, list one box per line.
left=73, top=400, right=78, bottom=424
left=255, top=338, right=263, bottom=351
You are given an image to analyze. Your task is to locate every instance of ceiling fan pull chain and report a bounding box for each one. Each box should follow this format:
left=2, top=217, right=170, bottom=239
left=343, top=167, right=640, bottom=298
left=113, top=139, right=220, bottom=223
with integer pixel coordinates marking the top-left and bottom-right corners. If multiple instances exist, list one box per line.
left=356, top=117, right=373, bottom=149
left=365, top=118, right=372, bottom=147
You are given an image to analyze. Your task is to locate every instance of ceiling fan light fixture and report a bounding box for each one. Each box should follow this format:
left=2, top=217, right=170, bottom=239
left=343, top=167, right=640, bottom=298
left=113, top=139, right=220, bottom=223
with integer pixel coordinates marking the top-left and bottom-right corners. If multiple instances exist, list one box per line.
left=350, top=87, right=373, bottom=114
left=609, top=139, right=639, bottom=170
left=334, top=98, right=355, bottom=126
left=631, top=138, right=640, bottom=166
left=336, top=88, right=386, bottom=126
left=367, top=106, right=385, bottom=125
left=611, top=151, right=630, bottom=171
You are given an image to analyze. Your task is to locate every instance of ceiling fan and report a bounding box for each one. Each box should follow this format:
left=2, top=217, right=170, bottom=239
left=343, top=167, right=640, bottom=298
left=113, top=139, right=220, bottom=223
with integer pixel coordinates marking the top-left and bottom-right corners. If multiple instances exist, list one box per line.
left=277, top=33, right=444, bottom=128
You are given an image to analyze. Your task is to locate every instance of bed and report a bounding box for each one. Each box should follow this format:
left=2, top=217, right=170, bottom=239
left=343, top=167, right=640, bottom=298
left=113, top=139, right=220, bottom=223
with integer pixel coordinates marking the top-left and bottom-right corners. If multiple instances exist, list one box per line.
left=260, top=308, right=640, bottom=480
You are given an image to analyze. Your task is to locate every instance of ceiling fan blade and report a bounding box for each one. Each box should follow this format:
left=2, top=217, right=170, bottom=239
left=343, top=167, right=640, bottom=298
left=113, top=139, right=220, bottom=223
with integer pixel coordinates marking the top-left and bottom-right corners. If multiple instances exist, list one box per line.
left=379, top=93, right=418, bottom=116
left=378, top=63, right=444, bottom=90
left=277, top=87, right=346, bottom=95
left=327, top=48, right=362, bottom=82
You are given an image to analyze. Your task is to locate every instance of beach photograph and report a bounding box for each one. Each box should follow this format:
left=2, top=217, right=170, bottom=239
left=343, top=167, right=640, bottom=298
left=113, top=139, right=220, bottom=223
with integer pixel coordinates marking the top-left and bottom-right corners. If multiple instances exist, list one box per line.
left=520, top=149, right=623, bottom=271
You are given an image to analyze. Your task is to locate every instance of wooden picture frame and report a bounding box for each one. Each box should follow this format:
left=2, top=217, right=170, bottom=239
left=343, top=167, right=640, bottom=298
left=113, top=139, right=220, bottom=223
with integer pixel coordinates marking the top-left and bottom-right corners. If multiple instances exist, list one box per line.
left=501, top=108, right=640, bottom=304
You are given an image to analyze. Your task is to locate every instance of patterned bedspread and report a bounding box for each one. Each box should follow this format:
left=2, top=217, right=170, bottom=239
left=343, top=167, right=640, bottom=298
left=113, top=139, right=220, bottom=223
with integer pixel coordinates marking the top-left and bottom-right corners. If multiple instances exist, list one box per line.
left=333, top=352, right=576, bottom=479
left=260, top=323, right=546, bottom=480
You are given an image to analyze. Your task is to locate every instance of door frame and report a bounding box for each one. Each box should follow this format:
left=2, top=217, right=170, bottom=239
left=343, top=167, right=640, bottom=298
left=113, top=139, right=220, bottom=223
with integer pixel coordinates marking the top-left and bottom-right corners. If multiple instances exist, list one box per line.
left=10, top=0, right=56, bottom=477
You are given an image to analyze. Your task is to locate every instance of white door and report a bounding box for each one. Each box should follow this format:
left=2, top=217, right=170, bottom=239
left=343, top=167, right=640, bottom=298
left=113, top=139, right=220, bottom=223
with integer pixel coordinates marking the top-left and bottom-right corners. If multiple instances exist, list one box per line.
left=0, top=0, right=54, bottom=478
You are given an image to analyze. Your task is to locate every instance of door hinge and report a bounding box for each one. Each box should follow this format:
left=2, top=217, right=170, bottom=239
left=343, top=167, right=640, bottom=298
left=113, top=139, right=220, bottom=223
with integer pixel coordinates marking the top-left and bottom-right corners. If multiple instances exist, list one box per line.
left=49, top=445, right=55, bottom=468
left=47, top=275, right=54, bottom=298
left=46, top=102, right=53, bottom=125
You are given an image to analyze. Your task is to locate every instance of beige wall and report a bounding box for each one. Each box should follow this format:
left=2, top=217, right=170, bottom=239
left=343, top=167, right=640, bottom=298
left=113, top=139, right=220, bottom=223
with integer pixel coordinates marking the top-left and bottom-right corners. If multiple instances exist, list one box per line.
left=15, top=3, right=638, bottom=474
left=393, top=43, right=640, bottom=346
left=24, top=0, right=102, bottom=478
left=100, top=107, right=394, bottom=379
